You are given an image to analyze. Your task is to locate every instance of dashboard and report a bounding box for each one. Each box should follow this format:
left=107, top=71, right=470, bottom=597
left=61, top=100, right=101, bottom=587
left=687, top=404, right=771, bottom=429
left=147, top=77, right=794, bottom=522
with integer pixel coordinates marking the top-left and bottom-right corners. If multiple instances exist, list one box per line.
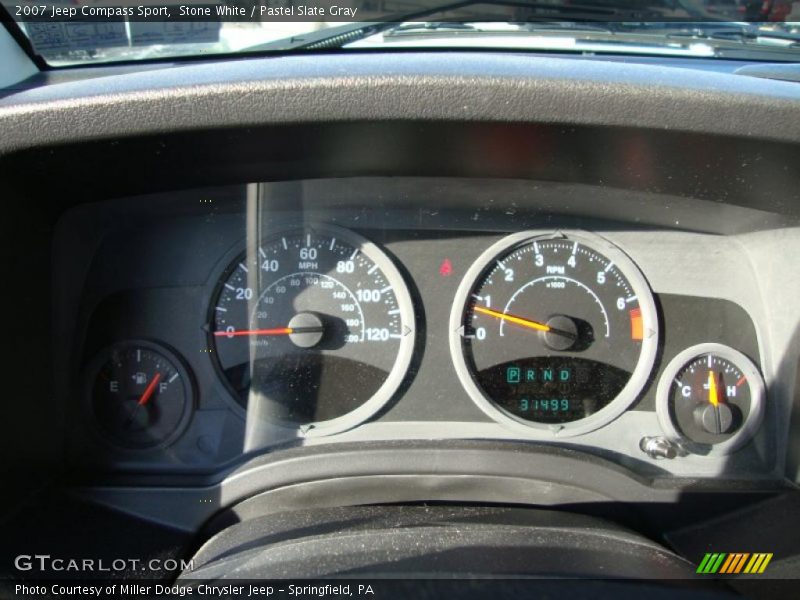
left=2, top=49, right=800, bottom=586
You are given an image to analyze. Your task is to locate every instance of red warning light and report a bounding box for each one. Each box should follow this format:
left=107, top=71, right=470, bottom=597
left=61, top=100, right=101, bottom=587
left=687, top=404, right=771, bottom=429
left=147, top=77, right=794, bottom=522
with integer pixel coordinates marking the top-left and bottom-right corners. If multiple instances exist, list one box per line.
left=439, top=258, right=453, bottom=277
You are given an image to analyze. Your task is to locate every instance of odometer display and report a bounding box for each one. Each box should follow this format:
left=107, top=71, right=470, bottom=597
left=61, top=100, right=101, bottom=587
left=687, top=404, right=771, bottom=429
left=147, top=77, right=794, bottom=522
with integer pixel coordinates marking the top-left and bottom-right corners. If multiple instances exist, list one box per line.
left=450, top=231, right=658, bottom=436
left=211, top=225, right=414, bottom=435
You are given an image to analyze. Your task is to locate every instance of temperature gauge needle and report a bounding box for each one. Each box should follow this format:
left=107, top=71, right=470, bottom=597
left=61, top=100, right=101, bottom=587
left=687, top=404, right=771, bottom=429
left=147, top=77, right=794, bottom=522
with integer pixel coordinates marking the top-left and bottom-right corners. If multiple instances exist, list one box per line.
left=474, top=305, right=577, bottom=340
left=707, top=370, right=720, bottom=407
left=705, top=369, right=728, bottom=435
left=137, top=372, right=161, bottom=406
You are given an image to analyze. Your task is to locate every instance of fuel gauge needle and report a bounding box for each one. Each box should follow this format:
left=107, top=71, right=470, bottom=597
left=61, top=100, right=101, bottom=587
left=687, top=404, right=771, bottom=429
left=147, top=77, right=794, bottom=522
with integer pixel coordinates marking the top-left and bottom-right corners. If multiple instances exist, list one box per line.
left=137, top=373, right=161, bottom=406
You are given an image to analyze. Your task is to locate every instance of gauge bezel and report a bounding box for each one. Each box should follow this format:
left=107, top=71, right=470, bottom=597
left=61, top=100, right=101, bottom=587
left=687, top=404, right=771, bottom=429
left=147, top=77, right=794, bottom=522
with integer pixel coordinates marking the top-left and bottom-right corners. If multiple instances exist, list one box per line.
left=207, top=223, right=416, bottom=438
left=449, top=230, right=659, bottom=438
left=83, top=340, right=195, bottom=452
left=655, top=343, right=766, bottom=455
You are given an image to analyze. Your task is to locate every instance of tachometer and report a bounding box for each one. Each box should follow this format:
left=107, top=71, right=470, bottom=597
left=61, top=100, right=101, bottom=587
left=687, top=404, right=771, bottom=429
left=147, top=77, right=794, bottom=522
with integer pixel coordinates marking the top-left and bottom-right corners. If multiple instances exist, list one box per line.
left=210, top=225, right=414, bottom=436
left=450, top=231, right=658, bottom=436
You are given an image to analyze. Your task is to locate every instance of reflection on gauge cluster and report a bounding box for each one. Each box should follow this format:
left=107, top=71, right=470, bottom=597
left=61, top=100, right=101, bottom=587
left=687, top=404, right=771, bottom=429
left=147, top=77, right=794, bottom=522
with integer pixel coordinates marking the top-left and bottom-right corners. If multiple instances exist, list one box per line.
left=209, top=224, right=415, bottom=436
left=450, top=230, right=659, bottom=437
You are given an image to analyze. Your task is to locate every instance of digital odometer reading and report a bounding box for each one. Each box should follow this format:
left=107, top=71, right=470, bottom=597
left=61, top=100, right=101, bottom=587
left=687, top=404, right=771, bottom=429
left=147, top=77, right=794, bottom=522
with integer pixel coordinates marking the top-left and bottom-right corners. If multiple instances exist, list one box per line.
left=475, top=358, right=630, bottom=424
left=211, top=226, right=414, bottom=431
left=453, top=232, right=658, bottom=433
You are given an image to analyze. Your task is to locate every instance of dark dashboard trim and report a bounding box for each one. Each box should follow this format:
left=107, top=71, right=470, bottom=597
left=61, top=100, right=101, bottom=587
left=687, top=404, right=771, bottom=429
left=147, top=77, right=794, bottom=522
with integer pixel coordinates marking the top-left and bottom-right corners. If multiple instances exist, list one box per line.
left=0, top=51, right=799, bottom=157
left=72, top=440, right=790, bottom=533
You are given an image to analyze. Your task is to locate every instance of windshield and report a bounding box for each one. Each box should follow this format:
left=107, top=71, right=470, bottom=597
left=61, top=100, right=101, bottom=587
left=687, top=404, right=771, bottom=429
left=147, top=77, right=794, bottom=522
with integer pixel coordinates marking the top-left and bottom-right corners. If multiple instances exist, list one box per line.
left=2, top=1, right=800, bottom=66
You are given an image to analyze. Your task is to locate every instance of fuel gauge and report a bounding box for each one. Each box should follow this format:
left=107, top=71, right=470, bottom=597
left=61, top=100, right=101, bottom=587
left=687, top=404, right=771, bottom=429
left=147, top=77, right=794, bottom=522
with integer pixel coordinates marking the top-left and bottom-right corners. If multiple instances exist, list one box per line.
left=656, top=343, right=765, bottom=455
left=86, top=341, right=194, bottom=450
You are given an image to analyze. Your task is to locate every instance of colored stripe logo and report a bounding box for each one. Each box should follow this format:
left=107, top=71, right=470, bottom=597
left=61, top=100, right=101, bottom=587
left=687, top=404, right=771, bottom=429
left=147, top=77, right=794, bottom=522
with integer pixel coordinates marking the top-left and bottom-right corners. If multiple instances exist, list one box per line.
left=697, top=553, right=773, bottom=574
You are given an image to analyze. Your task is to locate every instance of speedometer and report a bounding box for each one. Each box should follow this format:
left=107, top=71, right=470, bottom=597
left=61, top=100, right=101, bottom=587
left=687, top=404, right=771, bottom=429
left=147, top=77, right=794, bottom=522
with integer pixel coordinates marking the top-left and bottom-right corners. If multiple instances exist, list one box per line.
left=210, top=225, right=415, bottom=436
left=450, top=231, right=658, bottom=437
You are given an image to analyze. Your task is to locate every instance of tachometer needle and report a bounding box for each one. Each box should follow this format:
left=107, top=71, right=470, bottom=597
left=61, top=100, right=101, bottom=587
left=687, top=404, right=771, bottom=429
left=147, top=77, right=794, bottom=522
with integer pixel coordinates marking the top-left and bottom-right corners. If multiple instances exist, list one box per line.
left=474, top=306, right=550, bottom=332
left=474, top=305, right=578, bottom=341
left=137, top=373, right=161, bottom=406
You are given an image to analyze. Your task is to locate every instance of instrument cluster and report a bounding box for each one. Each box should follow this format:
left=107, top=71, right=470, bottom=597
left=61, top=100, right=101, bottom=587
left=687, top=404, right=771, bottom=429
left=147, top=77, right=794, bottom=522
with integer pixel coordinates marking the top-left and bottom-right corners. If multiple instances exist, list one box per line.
left=56, top=179, right=784, bottom=481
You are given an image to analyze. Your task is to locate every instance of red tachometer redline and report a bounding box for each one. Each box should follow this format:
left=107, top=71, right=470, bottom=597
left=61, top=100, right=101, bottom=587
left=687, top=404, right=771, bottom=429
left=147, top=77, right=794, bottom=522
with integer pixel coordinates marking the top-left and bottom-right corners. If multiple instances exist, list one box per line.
left=629, top=307, right=643, bottom=341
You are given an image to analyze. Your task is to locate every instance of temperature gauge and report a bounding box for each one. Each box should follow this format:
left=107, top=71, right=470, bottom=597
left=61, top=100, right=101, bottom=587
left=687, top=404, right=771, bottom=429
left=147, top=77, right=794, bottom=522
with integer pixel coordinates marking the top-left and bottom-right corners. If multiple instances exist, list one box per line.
left=86, top=341, right=194, bottom=450
left=656, top=343, right=765, bottom=455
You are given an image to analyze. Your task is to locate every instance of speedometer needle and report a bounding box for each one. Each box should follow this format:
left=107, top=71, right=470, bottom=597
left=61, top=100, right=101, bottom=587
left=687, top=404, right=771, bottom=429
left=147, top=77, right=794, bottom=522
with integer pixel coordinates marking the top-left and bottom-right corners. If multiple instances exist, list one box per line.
left=213, top=326, right=324, bottom=337
left=474, top=305, right=577, bottom=340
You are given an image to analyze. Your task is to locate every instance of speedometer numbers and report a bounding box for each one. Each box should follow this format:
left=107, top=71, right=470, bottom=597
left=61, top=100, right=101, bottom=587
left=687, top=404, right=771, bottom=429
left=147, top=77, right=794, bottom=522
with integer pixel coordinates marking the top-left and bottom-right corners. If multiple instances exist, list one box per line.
left=450, top=231, right=658, bottom=437
left=210, top=225, right=415, bottom=436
